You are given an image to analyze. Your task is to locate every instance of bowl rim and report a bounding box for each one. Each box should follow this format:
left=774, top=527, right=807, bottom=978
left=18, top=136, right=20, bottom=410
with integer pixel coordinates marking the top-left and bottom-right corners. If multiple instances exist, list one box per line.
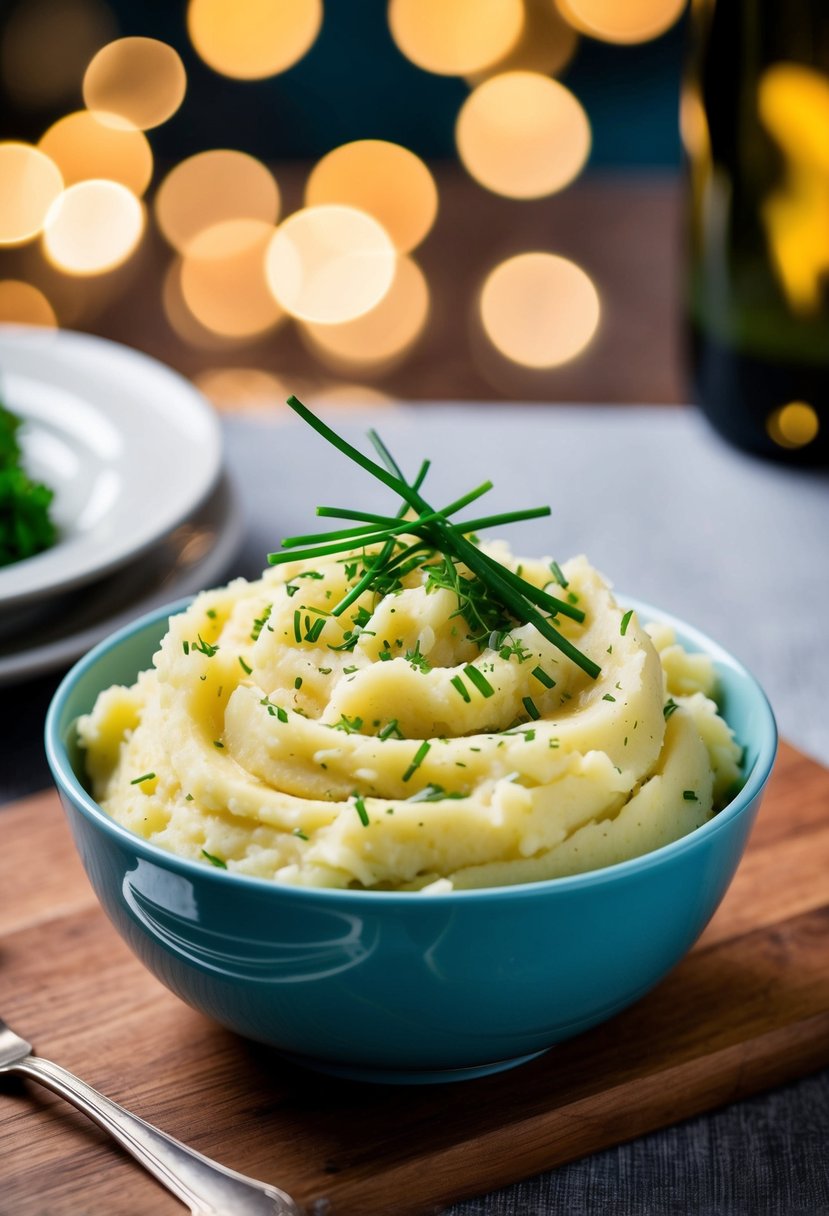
left=45, top=593, right=778, bottom=905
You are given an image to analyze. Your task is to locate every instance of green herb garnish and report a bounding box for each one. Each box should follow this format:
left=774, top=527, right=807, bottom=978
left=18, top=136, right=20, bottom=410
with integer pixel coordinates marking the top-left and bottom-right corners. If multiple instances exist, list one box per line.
left=353, top=794, right=370, bottom=826
left=268, top=397, right=600, bottom=679
left=402, top=740, right=431, bottom=782
left=0, top=402, right=57, bottom=567
left=549, top=560, right=568, bottom=588
left=238, top=656, right=252, bottom=675
left=683, top=790, right=698, bottom=801
left=450, top=675, right=470, bottom=702
left=464, top=665, right=494, bottom=698
left=522, top=696, right=540, bottom=721
left=620, top=609, right=633, bottom=636
left=333, top=714, right=363, bottom=734
left=201, top=848, right=227, bottom=869
left=531, top=666, right=556, bottom=689
left=664, top=699, right=679, bottom=719
left=130, top=772, right=156, bottom=785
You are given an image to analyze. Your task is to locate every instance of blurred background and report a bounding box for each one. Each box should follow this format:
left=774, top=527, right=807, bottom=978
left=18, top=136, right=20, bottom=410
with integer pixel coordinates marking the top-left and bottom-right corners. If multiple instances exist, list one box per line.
left=0, top=0, right=827, bottom=464
left=0, top=0, right=690, bottom=411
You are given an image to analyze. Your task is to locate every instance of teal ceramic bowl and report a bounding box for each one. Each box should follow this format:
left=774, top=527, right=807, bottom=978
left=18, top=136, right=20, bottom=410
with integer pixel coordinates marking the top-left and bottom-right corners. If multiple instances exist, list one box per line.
left=45, top=598, right=777, bottom=1084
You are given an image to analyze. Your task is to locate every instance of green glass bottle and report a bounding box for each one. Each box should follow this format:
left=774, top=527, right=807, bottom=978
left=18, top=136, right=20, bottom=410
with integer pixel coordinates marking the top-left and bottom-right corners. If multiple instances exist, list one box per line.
left=685, top=0, right=829, bottom=464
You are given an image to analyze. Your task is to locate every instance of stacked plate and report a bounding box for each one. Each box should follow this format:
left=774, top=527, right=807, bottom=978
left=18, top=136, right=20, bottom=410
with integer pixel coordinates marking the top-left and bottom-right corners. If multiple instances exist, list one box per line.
left=0, top=327, right=243, bottom=685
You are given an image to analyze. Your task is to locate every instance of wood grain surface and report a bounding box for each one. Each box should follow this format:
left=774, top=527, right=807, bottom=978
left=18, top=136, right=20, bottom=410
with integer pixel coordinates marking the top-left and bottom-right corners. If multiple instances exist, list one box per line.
left=1, top=741, right=827, bottom=1216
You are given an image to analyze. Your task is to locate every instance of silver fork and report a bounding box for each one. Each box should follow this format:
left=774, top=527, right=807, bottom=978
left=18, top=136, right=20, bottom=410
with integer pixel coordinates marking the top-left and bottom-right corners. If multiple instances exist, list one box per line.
left=0, top=1015, right=302, bottom=1215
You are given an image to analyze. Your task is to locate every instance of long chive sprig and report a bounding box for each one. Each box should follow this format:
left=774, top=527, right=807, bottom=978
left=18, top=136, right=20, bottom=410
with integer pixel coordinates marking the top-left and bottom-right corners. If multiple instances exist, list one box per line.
left=268, top=396, right=600, bottom=679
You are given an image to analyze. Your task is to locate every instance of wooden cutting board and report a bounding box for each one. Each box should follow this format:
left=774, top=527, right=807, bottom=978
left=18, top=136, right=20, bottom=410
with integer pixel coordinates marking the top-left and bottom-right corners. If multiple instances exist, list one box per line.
left=1, top=741, right=828, bottom=1216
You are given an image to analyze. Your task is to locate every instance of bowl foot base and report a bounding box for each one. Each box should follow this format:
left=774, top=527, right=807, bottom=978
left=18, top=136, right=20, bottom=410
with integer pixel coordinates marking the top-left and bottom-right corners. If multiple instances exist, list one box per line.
left=279, top=1047, right=549, bottom=1085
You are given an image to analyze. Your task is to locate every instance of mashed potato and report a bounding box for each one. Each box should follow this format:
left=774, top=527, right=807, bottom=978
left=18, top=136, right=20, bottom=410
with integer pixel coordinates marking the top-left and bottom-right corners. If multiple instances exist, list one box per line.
left=78, top=548, right=742, bottom=891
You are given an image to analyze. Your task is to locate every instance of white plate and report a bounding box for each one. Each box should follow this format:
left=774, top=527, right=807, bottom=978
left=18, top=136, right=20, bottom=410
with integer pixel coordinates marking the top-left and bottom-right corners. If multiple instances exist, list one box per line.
left=0, top=471, right=243, bottom=685
left=0, top=326, right=222, bottom=611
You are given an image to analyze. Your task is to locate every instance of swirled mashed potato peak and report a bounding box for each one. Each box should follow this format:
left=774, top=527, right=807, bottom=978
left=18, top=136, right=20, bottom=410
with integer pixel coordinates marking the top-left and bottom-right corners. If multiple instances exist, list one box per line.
left=79, top=549, right=742, bottom=892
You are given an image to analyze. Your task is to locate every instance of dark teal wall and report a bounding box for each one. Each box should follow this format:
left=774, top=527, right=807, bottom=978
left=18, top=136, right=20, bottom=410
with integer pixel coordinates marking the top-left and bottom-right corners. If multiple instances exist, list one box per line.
left=0, top=0, right=685, bottom=168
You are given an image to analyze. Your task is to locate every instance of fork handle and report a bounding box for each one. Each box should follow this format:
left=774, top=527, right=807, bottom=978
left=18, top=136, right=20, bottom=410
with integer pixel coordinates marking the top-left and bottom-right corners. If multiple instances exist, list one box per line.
left=13, top=1056, right=302, bottom=1216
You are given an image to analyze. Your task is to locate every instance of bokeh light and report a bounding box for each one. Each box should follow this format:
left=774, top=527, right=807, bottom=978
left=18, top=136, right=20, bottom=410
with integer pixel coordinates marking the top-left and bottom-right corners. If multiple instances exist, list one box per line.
left=195, top=367, right=288, bottom=411
left=180, top=219, right=283, bottom=338
left=39, top=111, right=154, bottom=196
left=163, top=259, right=238, bottom=349
left=187, top=0, right=323, bottom=80
left=758, top=63, right=829, bottom=172
left=0, top=280, right=57, bottom=327
left=155, top=151, right=280, bottom=255
left=389, top=0, right=524, bottom=76
left=457, top=72, right=590, bottom=199
left=302, top=255, right=429, bottom=369
left=305, top=141, right=437, bottom=253
left=556, top=0, right=686, bottom=44
left=43, top=180, right=144, bottom=274
left=766, top=401, right=820, bottom=450
left=0, top=143, right=64, bottom=246
left=468, top=0, right=578, bottom=82
left=1, top=0, right=116, bottom=109
left=83, top=37, right=187, bottom=130
left=480, top=252, right=600, bottom=367
left=758, top=64, right=829, bottom=314
left=265, top=205, right=397, bottom=324
left=312, top=383, right=394, bottom=407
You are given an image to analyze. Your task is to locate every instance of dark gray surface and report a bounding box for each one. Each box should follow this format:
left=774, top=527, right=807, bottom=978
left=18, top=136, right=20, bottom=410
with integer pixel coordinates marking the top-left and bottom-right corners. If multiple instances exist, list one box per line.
left=3, top=403, right=828, bottom=1213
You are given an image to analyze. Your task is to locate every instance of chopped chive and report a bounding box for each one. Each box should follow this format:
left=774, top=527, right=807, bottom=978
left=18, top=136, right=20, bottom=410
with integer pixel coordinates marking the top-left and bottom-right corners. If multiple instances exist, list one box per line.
left=294, top=676, right=303, bottom=689
left=285, top=584, right=299, bottom=597
left=602, top=693, right=616, bottom=702
left=251, top=604, right=272, bottom=640
left=293, top=827, right=309, bottom=840
left=293, top=610, right=302, bottom=643
left=238, top=656, right=252, bottom=675
left=406, top=783, right=468, bottom=803
left=531, top=665, right=556, bottom=689
left=378, top=719, right=404, bottom=740
left=450, top=675, right=471, bottom=702
left=333, top=714, right=363, bottom=734
left=620, top=609, right=634, bottom=636
left=318, top=666, right=332, bottom=674
left=664, top=699, right=679, bottom=719
left=402, top=740, right=431, bottom=782
left=130, top=772, right=155, bottom=785
left=353, top=794, right=370, bottom=826
left=213, top=740, right=224, bottom=749
left=683, top=790, right=698, bottom=801
left=206, top=608, right=217, bottom=619
left=304, top=617, right=326, bottom=643
left=185, top=793, right=194, bottom=801
left=182, top=640, right=190, bottom=655
left=522, top=696, right=540, bottom=720
left=201, top=848, right=227, bottom=869
left=464, top=665, right=495, bottom=698
left=549, top=560, right=568, bottom=588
